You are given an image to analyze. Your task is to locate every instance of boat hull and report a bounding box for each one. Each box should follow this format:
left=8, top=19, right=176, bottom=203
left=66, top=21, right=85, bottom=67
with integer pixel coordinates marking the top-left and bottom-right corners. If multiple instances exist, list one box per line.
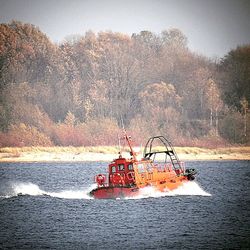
left=89, top=186, right=139, bottom=199
left=89, top=177, right=190, bottom=199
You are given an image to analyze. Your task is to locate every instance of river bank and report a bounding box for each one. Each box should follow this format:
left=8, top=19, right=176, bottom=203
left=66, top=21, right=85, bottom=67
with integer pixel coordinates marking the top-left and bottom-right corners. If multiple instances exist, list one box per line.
left=0, top=146, right=250, bottom=162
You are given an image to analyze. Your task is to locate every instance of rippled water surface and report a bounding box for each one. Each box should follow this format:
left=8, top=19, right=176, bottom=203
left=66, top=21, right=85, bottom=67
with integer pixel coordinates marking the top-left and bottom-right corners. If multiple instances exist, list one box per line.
left=0, top=161, right=249, bottom=249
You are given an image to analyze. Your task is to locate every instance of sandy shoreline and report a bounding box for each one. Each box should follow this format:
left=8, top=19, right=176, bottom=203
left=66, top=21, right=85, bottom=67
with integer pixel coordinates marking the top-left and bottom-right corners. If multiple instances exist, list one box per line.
left=0, top=147, right=250, bottom=162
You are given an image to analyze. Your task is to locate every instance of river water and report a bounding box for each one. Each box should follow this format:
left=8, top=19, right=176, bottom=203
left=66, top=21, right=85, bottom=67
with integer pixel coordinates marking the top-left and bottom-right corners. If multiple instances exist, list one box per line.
left=0, top=161, right=249, bottom=249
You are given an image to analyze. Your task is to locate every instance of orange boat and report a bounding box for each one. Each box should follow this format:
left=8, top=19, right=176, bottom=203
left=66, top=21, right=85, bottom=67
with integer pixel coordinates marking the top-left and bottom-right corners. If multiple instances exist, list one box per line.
left=89, top=132, right=196, bottom=199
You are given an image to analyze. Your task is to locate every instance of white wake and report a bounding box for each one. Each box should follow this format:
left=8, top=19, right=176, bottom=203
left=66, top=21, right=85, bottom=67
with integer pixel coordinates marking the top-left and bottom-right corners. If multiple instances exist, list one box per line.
left=126, top=181, right=211, bottom=199
left=1, top=181, right=210, bottom=200
left=1, top=182, right=95, bottom=199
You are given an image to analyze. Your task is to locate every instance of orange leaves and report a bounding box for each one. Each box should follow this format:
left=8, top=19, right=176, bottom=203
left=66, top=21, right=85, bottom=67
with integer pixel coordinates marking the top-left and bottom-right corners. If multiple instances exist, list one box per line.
left=53, top=123, right=87, bottom=146
left=139, top=81, right=181, bottom=111
left=0, top=123, right=53, bottom=147
left=0, top=21, right=249, bottom=145
left=85, top=118, right=120, bottom=145
left=52, top=117, right=120, bottom=146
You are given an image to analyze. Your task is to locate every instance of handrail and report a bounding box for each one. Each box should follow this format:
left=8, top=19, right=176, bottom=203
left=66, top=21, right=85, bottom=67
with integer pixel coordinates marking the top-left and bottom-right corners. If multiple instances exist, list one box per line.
left=143, top=136, right=182, bottom=172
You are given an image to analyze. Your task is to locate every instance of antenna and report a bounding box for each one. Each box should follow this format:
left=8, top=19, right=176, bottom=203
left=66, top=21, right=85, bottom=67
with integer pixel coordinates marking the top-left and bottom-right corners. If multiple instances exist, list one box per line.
left=117, top=133, right=121, bottom=154
left=123, top=129, right=137, bottom=161
left=120, top=116, right=125, bottom=131
left=119, top=116, right=137, bottom=160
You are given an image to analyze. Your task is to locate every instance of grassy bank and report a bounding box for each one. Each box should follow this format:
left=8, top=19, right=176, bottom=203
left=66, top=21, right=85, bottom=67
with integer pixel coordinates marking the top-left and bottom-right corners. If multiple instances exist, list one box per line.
left=0, top=146, right=250, bottom=162
left=0, top=146, right=122, bottom=155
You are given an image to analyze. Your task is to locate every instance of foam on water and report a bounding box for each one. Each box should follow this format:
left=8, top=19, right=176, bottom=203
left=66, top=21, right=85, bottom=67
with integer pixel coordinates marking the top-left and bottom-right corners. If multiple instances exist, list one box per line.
left=13, top=182, right=45, bottom=196
left=126, top=181, right=211, bottom=199
left=169, top=181, right=211, bottom=196
left=1, top=182, right=95, bottom=200
left=1, top=181, right=210, bottom=200
left=48, top=184, right=96, bottom=199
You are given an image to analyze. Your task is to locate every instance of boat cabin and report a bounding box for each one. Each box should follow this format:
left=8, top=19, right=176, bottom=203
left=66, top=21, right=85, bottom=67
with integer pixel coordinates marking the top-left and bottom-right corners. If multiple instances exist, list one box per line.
left=95, top=156, right=136, bottom=188
left=108, top=157, right=135, bottom=186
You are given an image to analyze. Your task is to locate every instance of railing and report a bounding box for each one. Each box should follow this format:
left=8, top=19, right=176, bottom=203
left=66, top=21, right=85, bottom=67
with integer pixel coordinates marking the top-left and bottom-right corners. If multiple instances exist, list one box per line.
left=132, top=160, right=186, bottom=187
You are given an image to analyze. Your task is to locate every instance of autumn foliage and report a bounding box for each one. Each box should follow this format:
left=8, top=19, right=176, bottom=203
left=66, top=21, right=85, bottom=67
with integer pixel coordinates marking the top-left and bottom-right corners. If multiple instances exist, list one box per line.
left=0, top=21, right=249, bottom=147
left=0, top=123, right=53, bottom=147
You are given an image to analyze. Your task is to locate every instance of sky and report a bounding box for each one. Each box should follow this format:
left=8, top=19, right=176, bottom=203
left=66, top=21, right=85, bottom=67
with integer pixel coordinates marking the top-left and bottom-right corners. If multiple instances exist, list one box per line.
left=0, top=0, right=250, bottom=58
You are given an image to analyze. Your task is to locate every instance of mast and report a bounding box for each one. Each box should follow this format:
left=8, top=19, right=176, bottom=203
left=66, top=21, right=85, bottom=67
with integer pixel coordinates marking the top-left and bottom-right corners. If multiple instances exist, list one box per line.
left=123, top=130, right=137, bottom=161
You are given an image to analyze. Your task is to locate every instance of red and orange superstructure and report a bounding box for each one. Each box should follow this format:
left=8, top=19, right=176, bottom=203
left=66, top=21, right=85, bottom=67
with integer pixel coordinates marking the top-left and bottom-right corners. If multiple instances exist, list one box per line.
left=89, top=131, right=196, bottom=199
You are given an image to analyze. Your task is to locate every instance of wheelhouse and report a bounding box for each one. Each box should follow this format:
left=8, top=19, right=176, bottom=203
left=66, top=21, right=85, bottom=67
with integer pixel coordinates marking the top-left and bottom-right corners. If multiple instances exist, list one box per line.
left=108, top=158, right=135, bottom=187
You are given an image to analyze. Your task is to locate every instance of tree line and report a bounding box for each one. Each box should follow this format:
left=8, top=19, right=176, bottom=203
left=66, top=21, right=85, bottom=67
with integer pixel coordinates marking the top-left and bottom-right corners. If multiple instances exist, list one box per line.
left=0, top=21, right=249, bottom=147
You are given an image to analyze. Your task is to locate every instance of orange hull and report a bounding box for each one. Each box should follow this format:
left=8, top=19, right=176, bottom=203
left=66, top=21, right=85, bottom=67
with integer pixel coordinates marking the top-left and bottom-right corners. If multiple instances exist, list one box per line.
left=89, top=186, right=139, bottom=199
left=90, top=176, right=189, bottom=199
left=148, top=176, right=189, bottom=192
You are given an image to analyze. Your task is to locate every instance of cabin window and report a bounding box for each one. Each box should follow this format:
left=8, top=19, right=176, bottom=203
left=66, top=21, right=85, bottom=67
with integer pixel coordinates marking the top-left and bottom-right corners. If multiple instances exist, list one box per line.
left=128, top=164, right=133, bottom=170
left=118, top=164, right=125, bottom=171
left=111, top=166, right=116, bottom=173
left=137, top=164, right=145, bottom=173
